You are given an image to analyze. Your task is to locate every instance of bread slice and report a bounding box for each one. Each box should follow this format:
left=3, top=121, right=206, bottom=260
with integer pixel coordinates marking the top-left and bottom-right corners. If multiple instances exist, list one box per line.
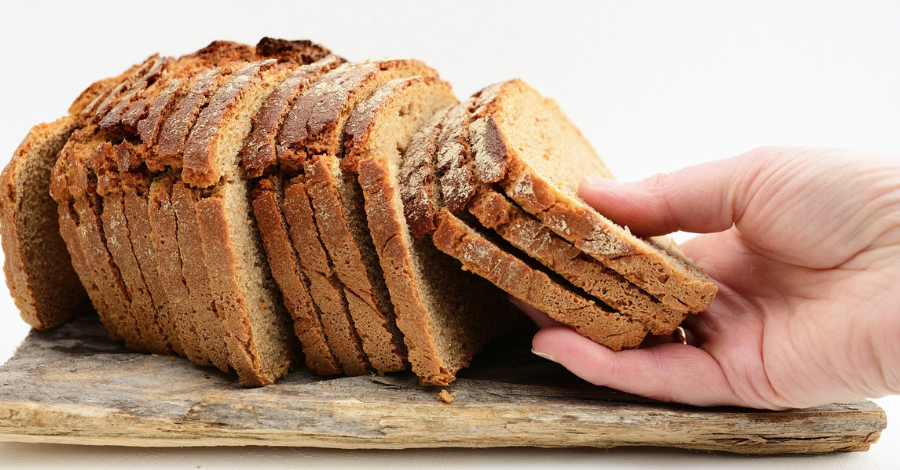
left=435, top=100, right=689, bottom=335
left=276, top=60, right=440, bottom=374
left=346, top=77, right=516, bottom=384
left=401, top=107, right=647, bottom=351
left=281, top=175, right=369, bottom=376
left=465, top=80, right=717, bottom=312
left=168, top=177, right=232, bottom=371
left=147, top=174, right=212, bottom=366
left=92, top=142, right=174, bottom=355
left=181, top=60, right=301, bottom=385
left=242, top=55, right=345, bottom=375
left=50, top=127, right=145, bottom=350
left=0, top=115, right=90, bottom=330
left=252, top=177, right=341, bottom=375
left=431, top=212, right=646, bottom=350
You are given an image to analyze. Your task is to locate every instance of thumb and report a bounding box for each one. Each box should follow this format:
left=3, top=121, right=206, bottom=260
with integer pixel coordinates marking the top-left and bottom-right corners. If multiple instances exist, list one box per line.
left=578, top=155, right=753, bottom=237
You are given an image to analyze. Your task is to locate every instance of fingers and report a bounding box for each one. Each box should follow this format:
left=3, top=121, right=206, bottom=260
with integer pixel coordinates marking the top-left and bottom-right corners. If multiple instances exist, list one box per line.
left=532, top=326, right=745, bottom=407
left=578, top=155, right=753, bottom=237
left=509, top=296, right=562, bottom=328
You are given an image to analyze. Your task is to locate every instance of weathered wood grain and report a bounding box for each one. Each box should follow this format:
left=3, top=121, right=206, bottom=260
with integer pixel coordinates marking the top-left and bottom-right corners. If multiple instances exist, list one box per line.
left=0, top=314, right=886, bottom=454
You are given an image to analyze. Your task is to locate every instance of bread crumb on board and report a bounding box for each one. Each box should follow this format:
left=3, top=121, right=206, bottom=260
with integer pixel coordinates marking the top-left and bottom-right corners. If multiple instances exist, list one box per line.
left=438, top=390, right=458, bottom=404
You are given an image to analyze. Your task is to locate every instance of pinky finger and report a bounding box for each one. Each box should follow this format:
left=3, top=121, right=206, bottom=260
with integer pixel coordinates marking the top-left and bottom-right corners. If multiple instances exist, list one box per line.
left=532, top=326, right=745, bottom=407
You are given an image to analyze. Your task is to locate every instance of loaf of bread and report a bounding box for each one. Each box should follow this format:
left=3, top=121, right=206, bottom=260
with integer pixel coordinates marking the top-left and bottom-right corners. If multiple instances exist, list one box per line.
left=0, top=38, right=717, bottom=386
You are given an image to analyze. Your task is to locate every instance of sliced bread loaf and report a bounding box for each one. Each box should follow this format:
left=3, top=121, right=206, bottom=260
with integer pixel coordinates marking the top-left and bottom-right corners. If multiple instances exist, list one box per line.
left=50, top=127, right=145, bottom=350
left=346, top=77, right=516, bottom=384
left=91, top=142, right=175, bottom=355
left=147, top=174, right=212, bottom=366
left=466, top=80, right=717, bottom=312
left=281, top=175, right=369, bottom=376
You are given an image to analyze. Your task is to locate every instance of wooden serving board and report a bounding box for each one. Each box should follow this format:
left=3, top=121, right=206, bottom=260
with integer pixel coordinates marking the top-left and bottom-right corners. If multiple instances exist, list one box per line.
left=0, top=314, right=886, bottom=454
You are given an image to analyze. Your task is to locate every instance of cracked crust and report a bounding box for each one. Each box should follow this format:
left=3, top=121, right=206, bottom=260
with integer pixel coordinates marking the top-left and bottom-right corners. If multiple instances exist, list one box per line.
left=182, top=60, right=280, bottom=187
left=242, top=55, right=343, bottom=179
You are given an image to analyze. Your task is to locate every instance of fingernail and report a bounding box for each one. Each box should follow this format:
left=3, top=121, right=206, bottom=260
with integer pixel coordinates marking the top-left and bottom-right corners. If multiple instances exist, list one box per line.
left=531, top=348, right=557, bottom=363
left=583, top=176, right=621, bottom=188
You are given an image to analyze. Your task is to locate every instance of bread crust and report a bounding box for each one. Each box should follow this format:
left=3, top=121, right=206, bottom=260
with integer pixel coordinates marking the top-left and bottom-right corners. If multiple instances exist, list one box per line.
left=242, top=55, right=343, bottom=179
left=182, top=60, right=278, bottom=187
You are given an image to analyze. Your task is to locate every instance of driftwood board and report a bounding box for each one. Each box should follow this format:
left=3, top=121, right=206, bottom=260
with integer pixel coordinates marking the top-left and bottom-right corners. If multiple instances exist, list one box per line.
left=0, top=314, right=886, bottom=454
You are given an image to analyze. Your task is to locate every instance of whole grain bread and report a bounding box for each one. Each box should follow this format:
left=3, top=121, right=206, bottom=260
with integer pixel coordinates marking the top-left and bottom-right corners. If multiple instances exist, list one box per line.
left=465, top=80, right=717, bottom=312
left=50, top=127, right=145, bottom=350
left=147, top=174, right=212, bottom=366
left=401, top=104, right=647, bottom=351
left=274, top=60, right=442, bottom=374
left=435, top=100, right=689, bottom=335
left=91, top=142, right=174, bottom=355
left=182, top=60, right=302, bottom=385
left=242, top=55, right=346, bottom=375
left=0, top=115, right=91, bottom=330
left=346, top=77, right=516, bottom=384
left=281, top=175, right=370, bottom=376
left=251, top=176, right=342, bottom=375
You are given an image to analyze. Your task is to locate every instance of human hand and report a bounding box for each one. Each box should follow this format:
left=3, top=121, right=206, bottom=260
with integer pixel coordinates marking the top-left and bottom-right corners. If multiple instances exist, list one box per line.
left=520, top=146, right=900, bottom=409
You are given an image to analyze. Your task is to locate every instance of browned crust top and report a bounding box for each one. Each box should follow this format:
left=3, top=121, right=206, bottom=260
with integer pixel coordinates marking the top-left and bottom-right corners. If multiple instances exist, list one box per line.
left=155, top=67, right=230, bottom=164
left=400, top=108, right=448, bottom=238
left=182, top=59, right=277, bottom=187
left=242, top=55, right=344, bottom=179
left=343, top=76, right=453, bottom=173
left=100, top=56, right=168, bottom=132
left=277, top=59, right=437, bottom=174
left=255, top=37, right=333, bottom=64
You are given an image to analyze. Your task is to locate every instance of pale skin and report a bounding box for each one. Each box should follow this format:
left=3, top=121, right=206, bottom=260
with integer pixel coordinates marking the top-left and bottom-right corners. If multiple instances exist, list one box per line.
left=518, top=146, right=900, bottom=410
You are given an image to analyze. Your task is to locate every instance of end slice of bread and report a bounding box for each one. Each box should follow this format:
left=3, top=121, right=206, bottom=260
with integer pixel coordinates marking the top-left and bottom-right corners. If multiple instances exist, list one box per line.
left=0, top=116, right=91, bottom=329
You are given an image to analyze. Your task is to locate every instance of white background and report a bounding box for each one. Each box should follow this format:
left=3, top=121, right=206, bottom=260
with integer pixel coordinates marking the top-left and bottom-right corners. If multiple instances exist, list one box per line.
left=0, top=0, right=898, bottom=468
